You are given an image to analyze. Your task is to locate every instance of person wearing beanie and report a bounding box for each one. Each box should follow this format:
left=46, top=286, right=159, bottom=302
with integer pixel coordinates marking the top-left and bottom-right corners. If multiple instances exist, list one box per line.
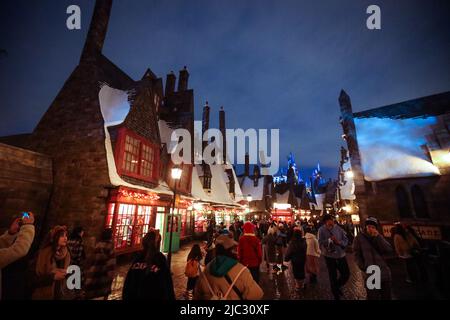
left=353, top=216, right=394, bottom=300
left=238, top=222, right=263, bottom=283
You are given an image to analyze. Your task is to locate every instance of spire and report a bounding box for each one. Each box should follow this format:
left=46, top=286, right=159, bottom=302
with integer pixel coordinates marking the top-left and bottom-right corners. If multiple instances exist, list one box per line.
left=81, top=0, right=113, bottom=62
left=219, top=106, right=226, bottom=164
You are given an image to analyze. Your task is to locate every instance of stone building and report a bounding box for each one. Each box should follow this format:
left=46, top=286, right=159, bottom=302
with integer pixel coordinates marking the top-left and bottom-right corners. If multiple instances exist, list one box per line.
left=339, top=89, right=450, bottom=241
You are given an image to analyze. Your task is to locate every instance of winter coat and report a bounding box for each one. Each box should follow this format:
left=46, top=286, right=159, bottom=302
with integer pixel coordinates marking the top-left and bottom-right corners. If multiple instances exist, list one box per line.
left=305, top=232, right=321, bottom=257
left=194, top=255, right=263, bottom=300
left=285, top=238, right=307, bottom=280
left=393, top=233, right=419, bottom=259
left=32, top=246, right=71, bottom=300
left=84, top=240, right=116, bottom=299
left=275, top=230, right=287, bottom=247
left=0, top=225, right=35, bottom=300
left=261, top=233, right=277, bottom=263
left=122, top=251, right=175, bottom=300
left=238, top=234, right=262, bottom=268
left=353, top=232, right=393, bottom=282
left=318, top=224, right=348, bottom=259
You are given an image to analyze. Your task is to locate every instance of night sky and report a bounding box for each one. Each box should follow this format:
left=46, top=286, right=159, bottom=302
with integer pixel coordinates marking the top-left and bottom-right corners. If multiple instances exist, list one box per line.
left=1, top=0, right=449, bottom=179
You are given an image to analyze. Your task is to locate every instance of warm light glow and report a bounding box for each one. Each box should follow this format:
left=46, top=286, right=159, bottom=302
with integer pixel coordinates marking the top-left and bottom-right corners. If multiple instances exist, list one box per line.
left=345, top=170, right=354, bottom=179
left=171, top=166, right=182, bottom=180
left=274, top=203, right=291, bottom=210
left=193, top=202, right=203, bottom=211
left=247, top=195, right=253, bottom=202
left=444, top=152, right=450, bottom=163
left=344, top=205, right=353, bottom=213
left=351, top=214, right=360, bottom=223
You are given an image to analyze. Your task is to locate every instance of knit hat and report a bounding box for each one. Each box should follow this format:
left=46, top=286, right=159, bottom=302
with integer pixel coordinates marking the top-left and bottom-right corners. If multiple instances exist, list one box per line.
left=365, top=216, right=379, bottom=227
left=215, top=234, right=238, bottom=250
left=243, top=221, right=255, bottom=234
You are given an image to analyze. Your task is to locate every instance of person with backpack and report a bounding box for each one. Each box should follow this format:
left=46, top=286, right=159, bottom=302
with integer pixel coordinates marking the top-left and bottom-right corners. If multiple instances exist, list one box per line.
left=122, top=230, right=175, bottom=300
left=353, top=217, right=393, bottom=300
left=284, top=228, right=307, bottom=292
left=318, top=214, right=350, bottom=300
left=184, top=244, right=203, bottom=300
left=194, top=234, right=263, bottom=300
left=238, top=222, right=262, bottom=283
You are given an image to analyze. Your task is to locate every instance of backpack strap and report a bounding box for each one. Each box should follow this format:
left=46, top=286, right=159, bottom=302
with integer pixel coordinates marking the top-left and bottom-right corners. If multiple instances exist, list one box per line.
left=201, top=271, right=218, bottom=298
left=223, top=267, right=247, bottom=299
left=224, top=274, right=244, bottom=300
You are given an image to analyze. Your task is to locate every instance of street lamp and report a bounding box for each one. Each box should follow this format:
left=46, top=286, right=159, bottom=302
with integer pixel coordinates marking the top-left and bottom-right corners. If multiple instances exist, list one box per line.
left=167, top=165, right=182, bottom=270
left=345, top=170, right=354, bottom=179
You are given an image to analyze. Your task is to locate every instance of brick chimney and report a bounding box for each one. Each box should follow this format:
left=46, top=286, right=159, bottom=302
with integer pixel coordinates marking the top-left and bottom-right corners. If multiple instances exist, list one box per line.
left=219, top=106, right=227, bottom=164
left=81, top=0, right=113, bottom=62
left=178, top=66, right=189, bottom=91
left=244, top=153, right=250, bottom=176
left=202, top=101, right=210, bottom=154
left=165, top=71, right=176, bottom=95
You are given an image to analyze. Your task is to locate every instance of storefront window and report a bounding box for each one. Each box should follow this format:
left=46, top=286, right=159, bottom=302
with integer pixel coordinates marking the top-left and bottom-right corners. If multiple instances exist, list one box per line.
left=115, top=204, right=136, bottom=250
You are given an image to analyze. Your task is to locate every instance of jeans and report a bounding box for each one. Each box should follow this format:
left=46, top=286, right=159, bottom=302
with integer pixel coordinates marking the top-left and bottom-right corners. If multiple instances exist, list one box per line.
left=248, top=267, right=260, bottom=284
left=324, top=256, right=350, bottom=300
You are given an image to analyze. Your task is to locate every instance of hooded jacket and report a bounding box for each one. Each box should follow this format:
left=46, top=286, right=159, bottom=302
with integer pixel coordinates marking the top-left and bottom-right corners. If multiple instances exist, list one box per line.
left=238, top=233, right=262, bottom=268
left=122, top=251, right=175, bottom=300
left=305, top=232, right=321, bottom=257
left=194, top=255, right=263, bottom=300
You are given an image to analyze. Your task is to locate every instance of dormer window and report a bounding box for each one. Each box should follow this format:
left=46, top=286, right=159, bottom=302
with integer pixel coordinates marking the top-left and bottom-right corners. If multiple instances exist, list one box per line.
left=116, top=128, right=159, bottom=182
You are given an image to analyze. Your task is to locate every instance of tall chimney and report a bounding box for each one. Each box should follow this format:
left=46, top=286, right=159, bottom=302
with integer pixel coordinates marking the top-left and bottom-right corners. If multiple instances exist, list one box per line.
left=81, top=0, right=113, bottom=62
left=202, top=101, right=210, bottom=154
left=178, top=66, right=189, bottom=91
left=219, top=106, right=227, bottom=164
left=244, top=153, right=250, bottom=176
left=165, top=71, right=176, bottom=95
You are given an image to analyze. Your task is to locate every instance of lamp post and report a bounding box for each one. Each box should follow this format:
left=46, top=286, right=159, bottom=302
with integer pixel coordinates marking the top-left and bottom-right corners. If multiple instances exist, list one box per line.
left=167, top=165, right=182, bottom=270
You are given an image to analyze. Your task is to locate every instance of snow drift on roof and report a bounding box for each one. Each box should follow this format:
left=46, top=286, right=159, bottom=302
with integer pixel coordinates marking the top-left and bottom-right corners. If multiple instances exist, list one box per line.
left=354, top=117, right=440, bottom=181
left=241, top=177, right=265, bottom=201
left=99, top=84, right=131, bottom=127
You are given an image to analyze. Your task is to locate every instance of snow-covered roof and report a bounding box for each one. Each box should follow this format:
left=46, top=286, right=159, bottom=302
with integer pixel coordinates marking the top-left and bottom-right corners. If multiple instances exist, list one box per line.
left=99, top=84, right=173, bottom=195
left=99, top=84, right=131, bottom=127
left=275, top=191, right=290, bottom=204
left=240, top=177, right=265, bottom=201
left=191, top=164, right=244, bottom=206
left=354, top=117, right=440, bottom=181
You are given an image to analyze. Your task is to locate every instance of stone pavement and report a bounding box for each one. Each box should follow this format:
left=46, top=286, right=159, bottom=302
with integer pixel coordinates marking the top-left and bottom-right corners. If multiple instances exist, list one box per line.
left=108, top=240, right=442, bottom=300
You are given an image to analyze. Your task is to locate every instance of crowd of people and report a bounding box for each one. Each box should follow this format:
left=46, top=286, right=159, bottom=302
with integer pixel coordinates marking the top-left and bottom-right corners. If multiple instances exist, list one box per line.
left=0, top=211, right=431, bottom=301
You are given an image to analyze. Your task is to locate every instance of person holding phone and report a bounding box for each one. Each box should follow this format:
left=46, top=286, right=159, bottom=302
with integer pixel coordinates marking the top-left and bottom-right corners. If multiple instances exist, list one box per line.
left=0, top=212, right=35, bottom=300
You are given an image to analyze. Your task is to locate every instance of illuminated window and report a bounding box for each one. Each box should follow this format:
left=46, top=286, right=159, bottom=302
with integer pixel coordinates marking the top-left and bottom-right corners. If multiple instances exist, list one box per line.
left=115, top=204, right=136, bottom=250
left=117, top=128, right=159, bottom=182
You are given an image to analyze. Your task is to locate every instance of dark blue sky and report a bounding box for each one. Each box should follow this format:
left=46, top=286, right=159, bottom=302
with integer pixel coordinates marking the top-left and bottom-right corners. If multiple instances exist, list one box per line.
left=1, top=0, right=449, bottom=178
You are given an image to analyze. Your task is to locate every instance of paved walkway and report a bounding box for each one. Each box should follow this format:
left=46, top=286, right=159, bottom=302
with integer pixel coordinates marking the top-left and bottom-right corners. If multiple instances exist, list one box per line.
left=108, top=241, right=443, bottom=300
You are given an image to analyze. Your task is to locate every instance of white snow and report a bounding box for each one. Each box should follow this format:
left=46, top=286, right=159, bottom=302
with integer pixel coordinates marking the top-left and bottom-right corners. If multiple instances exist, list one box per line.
left=240, top=177, right=265, bottom=201
left=99, top=84, right=132, bottom=127
left=354, top=117, right=441, bottom=181
left=99, top=84, right=173, bottom=195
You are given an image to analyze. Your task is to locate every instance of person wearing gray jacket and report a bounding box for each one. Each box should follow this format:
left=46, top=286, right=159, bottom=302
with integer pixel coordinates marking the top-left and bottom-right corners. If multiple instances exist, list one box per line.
left=353, top=216, right=393, bottom=300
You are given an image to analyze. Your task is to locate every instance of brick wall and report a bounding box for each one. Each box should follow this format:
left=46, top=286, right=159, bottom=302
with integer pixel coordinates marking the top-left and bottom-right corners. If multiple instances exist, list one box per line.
left=0, top=143, right=52, bottom=233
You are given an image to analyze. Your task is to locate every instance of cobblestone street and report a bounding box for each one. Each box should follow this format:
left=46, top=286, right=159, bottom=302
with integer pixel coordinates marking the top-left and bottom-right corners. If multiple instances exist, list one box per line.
left=108, top=241, right=370, bottom=300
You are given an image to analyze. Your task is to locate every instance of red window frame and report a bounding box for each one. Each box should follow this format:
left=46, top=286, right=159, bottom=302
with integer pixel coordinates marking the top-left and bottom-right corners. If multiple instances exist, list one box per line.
left=115, top=128, right=160, bottom=183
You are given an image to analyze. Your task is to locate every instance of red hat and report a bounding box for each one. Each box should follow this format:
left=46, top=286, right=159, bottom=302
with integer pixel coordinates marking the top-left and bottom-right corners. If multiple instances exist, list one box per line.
left=243, top=221, right=255, bottom=234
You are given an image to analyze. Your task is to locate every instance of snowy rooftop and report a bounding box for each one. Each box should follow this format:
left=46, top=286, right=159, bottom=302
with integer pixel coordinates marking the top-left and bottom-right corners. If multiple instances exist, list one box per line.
left=240, top=177, right=265, bottom=201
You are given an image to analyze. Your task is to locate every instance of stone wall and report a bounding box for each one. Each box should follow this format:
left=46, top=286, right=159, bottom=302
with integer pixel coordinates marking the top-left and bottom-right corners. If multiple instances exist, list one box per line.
left=0, top=143, right=52, bottom=234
